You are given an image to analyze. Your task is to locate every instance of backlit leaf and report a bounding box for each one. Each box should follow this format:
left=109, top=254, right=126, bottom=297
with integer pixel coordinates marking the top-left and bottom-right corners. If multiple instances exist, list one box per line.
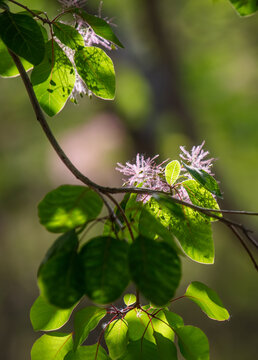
left=182, top=180, right=221, bottom=221
left=31, top=333, right=73, bottom=360
left=79, top=236, right=130, bottom=304
left=229, top=0, right=258, bottom=16
left=0, top=38, right=32, bottom=77
left=185, top=282, right=230, bottom=321
left=31, top=40, right=75, bottom=116
left=182, top=162, right=222, bottom=198
left=38, top=185, right=103, bottom=233
left=154, top=195, right=214, bottom=264
left=119, top=339, right=158, bottom=360
left=0, top=11, right=45, bottom=65
left=74, top=306, right=107, bottom=350
left=30, top=295, right=75, bottom=331
left=123, top=294, right=136, bottom=306
left=76, top=9, right=124, bottom=48
left=165, top=160, right=181, bottom=186
left=53, top=22, right=84, bottom=50
left=154, top=333, right=178, bottom=359
left=176, top=325, right=209, bottom=360
left=65, top=345, right=109, bottom=360
left=129, top=236, right=181, bottom=306
left=75, top=47, right=115, bottom=100
left=105, top=319, right=128, bottom=359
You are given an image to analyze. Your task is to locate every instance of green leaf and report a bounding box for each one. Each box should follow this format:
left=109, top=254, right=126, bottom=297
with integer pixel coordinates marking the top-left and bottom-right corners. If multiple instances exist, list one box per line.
left=123, top=294, right=136, bottom=306
left=185, top=282, right=230, bottom=321
left=38, top=185, right=103, bottom=233
left=76, top=9, right=124, bottom=48
left=129, top=236, right=181, bottom=306
left=38, top=231, right=83, bottom=308
left=148, top=309, right=175, bottom=341
left=30, top=295, right=75, bottom=331
left=31, top=332, right=73, bottom=360
left=182, top=162, right=222, bottom=198
left=139, top=207, right=181, bottom=252
left=31, top=40, right=75, bottom=116
left=105, top=319, right=128, bottom=359
left=0, top=38, right=32, bottom=77
left=163, top=310, right=184, bottom=330
left=65, top=345, right=110, bottom=360
left=124, top=194, right=143, bottom=241
left=124, top=308, right=155, bottom=343
left=0, top=11, right=45, bottom=65
left=74, top=306, right=107, bottom=350
left=175, top=325, right=209, bottom=360
left=229, top=0, right=258, bottom=16
left=182, top=180, right=221, bottom=221
left=75, top=47, right=115, bottom=100
left=154, top=333, right=178, bottom=359
left=165, top=160, right=181, bottom=186
left=120, top=339, right=158, bottom=360
left=53, top=22, right=84, bottom=50
left=79, top=236, right=130, bottom=304
left=154, top=195, right=214, bottom=264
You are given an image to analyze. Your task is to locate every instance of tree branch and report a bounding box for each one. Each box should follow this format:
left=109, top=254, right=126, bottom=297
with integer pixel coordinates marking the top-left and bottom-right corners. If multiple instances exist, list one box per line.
left=9, top=49, right=258, bottom=269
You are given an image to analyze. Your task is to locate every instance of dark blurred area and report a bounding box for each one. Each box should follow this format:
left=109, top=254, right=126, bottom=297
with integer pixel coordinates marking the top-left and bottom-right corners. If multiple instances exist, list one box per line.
left=0, top=0, right=257, bottom=359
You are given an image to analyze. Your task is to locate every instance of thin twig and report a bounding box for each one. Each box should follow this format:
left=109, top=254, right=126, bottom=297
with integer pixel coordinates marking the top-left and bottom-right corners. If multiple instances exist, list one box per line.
left=8, top=0, right=50, bottom=24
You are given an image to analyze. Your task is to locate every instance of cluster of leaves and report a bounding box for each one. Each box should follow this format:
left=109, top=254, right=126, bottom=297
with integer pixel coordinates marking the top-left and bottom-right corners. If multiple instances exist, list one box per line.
left=29, top=157, right=229, bottom=359
left=0, top=0, right=122, bottom=116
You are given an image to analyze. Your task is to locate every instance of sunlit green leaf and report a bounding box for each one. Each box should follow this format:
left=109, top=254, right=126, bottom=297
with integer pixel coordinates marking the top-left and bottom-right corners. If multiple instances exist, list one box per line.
left=182, top=162, right=222, bottom=198
left=65, top=345, right=110, bottom=360
left=154, top=195, right=214, bottom=264
left=119, top=339, right=158, bottom=360
left=175, top=325, right=209, bottom=360
left=123, top=294, right=136, bottom=306
left=154, top=332, right=178, bottom=359
left=105, top=319, right=128, bottom=359
left=76, top=9, right=124, bottom=48
left=124, top=194, right=143, bottom=241
left=229, top=0, right=258, bottom=16
left=74, top=306, right=107, bottom=350
left=129, top=236, right=181, bottom=306
left=0, top=38, right=32, bottom=77
left=31, top=40, right=75, bottom=116
left=163, top=310, right=184, bottom=330
left=53, top=22, right=84, bottom=50
left=0, top=11, right=45, bottom=65
left=182, top=180, right=221, bottom=222
left=124, top=308, right=155, bottom=342
left=185, top=282, right=230, bottom=321
left=30, top=295, right=75, bottom=331
left=38, top=185, right=103, bottom=233
left=38, top=231, right=83, bottom=308
left=79, top=236, right=130, bottom=304
left=31, top=333, right=73, bottom=360
left=148, top=309, right=175, bottom=341
left=75, top=47, right=115, bottom=100
left=165, top=160, right=181, bottom=186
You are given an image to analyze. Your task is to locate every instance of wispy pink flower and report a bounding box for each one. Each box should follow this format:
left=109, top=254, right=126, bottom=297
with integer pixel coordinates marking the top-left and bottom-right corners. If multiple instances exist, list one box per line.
left=58, top=0, right=87, bottom=8
left=179, top=141, right=215, bottom=174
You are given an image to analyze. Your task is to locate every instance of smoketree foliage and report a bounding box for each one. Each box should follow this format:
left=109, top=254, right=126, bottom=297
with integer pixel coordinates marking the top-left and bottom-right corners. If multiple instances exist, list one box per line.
left=0, top=1, right=257, bottom=359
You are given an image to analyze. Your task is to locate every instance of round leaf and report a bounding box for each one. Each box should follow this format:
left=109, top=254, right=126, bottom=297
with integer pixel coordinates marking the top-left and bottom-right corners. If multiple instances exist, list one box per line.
left=31, top=333, right=73, bottom=360
left=0, top=11, right=45, bottom=65
left=79, top=236, right=130, bottom=304
left=38, top=231, right=83, bottom=308
left=30, top=295, right=75, bottom=331
left=75, top=47, right=116, bottom=100
left=105, top=319, right=128, bottom=359
left=185, top=281, right=230, bottom=321
left=154, top=333, right=178, bottom=360
left=175, top=325, right=209, bottom=360
left=38, top=185, right=103, bottom=233
left=65, top=345, right=109, bottom=360
left=123, top=293, right=136, bottom=306
left=129, top=236, right=181, bottom=306
left=31, top=40, right=75, bottom=116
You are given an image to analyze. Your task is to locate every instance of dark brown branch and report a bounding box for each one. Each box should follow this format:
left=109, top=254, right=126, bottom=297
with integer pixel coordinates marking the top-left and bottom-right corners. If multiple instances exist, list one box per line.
left=9, top=50, right=258, bottom=269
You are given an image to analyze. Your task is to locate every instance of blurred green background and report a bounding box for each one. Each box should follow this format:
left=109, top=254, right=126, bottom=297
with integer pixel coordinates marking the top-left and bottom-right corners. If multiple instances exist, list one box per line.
left=0, top=0, right=257, bottom=359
